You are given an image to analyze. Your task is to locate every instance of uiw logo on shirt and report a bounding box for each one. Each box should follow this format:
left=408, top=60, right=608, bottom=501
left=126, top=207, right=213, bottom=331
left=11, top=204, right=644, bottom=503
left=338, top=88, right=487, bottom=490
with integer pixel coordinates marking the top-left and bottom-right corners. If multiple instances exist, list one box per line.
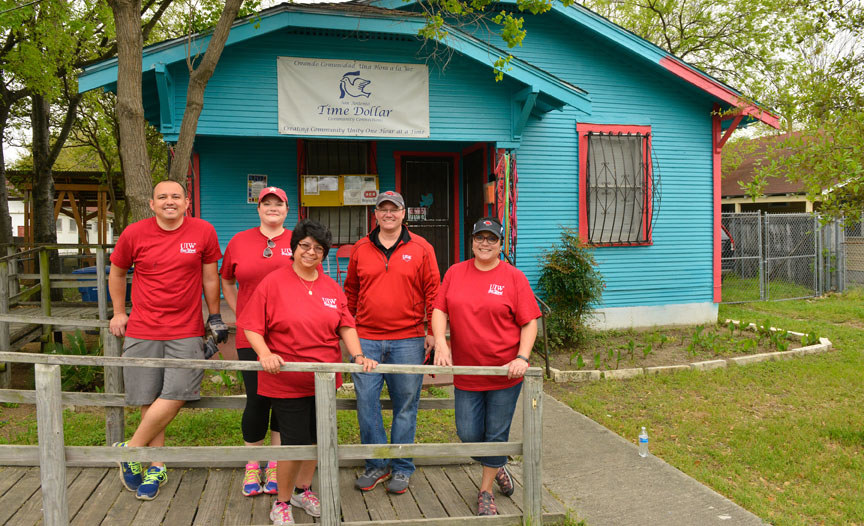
left=322, top=297, right=338, bottom=309
left=179, top=242, right=197, bottom=254
left=281, top=248, right=293, bottom=257
left=488, top=284, right=505, bottom=296
left=402, top=254, right=412, bottom=262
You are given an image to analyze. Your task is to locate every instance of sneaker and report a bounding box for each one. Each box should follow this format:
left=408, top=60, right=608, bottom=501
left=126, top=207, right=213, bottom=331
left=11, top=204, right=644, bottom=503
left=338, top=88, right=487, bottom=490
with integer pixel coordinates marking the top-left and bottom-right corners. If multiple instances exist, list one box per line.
left=263, top=461, right=278, bottom=494
left=136, top=466, right=167, bottom=500
left=289, top=486, right=321, bottom=517
left=478, top=490, right=497, bottom=516
left=270, top=500, right=294, bottom=525
left=113, top=441, right=142, bottom=491
left=355, top=467, right=391, bottom=491
left=242, top=462, right=263, bottom=496
left=495, top=465, right=514, bottom=497
left=386, top=472, right=410, bottom=494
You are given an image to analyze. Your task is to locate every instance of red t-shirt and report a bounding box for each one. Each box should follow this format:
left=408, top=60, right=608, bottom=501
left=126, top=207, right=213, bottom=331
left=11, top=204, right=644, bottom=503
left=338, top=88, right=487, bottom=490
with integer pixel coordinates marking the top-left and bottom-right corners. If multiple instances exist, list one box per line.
left=110, top=217, right=222, bottom=340
left=433, top=260, right=541, bottom=391
left=220, top=228, right=293, bottom=348
left=239, top=266, right=355, bottom=398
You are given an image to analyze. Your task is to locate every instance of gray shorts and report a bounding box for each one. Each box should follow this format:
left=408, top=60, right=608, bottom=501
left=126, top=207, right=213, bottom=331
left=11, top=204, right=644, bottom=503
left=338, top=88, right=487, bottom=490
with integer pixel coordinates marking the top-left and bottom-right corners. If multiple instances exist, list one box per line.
left=122, top=337, right=205, bottom=406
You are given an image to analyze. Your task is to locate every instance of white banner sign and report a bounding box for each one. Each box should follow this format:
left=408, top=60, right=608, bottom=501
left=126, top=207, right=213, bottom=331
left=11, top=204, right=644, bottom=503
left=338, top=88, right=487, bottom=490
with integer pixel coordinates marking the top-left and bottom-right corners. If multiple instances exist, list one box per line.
left=278, top=57, right=430, bottom=138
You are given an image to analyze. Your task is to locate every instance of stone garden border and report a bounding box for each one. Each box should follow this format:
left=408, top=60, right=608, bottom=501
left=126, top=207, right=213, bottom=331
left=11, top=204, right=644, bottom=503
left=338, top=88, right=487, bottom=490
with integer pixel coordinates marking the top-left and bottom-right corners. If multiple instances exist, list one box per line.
left=550, top=319, right=833, bottom=383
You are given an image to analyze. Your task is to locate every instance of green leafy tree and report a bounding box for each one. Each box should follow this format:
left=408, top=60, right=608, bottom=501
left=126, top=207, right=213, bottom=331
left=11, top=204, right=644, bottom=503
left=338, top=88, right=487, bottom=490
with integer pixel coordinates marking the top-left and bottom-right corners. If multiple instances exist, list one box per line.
left=575, top=0, right=863, bottom=220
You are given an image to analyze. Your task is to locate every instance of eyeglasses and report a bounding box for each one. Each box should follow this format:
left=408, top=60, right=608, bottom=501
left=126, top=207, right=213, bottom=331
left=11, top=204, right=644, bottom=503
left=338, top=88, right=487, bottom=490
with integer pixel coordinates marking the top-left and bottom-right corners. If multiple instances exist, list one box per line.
left=263, top=239, right=276, bottom=258
left=297, top=241, right=325, bottom=255
left=375, top=207, right=404, bottom=215
left=473, top=233, right=501, bottom=244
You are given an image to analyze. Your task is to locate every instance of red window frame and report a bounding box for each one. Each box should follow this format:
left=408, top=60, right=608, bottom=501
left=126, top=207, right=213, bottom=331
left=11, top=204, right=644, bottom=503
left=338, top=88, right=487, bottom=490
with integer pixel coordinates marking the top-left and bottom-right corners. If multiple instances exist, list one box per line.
left=577, top=123, right=653, bottom=247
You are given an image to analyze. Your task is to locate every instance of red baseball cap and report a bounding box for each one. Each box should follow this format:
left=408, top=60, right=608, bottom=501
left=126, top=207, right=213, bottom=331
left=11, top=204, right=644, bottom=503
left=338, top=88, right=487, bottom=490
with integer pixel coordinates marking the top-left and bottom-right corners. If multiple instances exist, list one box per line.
left=258, top=186, right=288, bottom=203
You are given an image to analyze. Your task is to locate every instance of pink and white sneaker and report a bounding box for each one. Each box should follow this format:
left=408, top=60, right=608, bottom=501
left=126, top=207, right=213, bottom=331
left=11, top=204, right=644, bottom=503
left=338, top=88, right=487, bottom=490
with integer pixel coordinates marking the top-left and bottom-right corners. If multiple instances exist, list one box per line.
left=270, top=500, right=293, bottom=525
left=289, top=485, right=321, bottom=517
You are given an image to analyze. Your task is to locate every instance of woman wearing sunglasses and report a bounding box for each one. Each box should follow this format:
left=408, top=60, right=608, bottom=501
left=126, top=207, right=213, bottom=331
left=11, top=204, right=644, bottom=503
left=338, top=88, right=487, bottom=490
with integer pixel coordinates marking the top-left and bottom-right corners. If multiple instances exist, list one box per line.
left=431, top=217, right=541, bottom=517
left=220, top=186, right=293, bottom=498
left=240, top=219, right=376, bottom=525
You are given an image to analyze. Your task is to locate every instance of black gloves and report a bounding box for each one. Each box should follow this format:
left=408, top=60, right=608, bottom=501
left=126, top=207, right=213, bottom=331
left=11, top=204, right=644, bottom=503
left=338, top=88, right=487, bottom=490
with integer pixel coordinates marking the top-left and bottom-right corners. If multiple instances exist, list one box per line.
left=207, top=313, right=229, bottom=344
left=203, top=337, right=220, bottom=360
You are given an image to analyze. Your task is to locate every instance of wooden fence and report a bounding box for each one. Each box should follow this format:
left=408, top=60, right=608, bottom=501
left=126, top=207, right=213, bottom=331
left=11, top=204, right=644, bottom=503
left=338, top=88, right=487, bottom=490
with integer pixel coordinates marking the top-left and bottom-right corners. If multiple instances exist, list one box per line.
left=0, top=348, right=544, bottom=526
left=0, top=244, right=546, bottom=526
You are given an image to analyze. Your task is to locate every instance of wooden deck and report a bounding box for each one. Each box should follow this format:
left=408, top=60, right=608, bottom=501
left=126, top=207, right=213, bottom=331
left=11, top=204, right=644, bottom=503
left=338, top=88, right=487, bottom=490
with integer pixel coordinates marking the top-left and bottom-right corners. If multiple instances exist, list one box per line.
left=0, top=464, right=565, bottom=526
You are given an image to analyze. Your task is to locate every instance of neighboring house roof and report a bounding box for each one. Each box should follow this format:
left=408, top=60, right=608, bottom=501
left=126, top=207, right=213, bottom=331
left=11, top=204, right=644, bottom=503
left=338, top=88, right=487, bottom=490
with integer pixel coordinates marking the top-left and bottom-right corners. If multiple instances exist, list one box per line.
left=366, top=0, right=779, bottom=128
left=721, top=133, right=804, bottom=197
left=78, top=2, right=591, bottom=115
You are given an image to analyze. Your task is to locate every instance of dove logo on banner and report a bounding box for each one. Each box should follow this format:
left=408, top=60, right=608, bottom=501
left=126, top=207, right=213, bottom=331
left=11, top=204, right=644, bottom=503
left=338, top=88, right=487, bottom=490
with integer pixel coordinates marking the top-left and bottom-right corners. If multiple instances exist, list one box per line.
left=340, top=71, right=372, bottom=98
left=277, top=57, right=429, bottom=138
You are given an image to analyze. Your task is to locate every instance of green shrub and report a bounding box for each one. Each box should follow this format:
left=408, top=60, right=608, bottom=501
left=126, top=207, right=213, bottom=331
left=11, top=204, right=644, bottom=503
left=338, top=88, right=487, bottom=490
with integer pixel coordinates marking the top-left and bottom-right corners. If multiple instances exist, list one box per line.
left=538, top=227, right=605, bottom=350
left=49, top=330, right=104, bottom=392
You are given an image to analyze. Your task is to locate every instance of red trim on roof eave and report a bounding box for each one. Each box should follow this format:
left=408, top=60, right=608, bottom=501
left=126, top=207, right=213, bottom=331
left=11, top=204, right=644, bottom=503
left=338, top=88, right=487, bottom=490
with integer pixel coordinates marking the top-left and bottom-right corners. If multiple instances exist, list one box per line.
left=660, top=57, right=780, bottom=129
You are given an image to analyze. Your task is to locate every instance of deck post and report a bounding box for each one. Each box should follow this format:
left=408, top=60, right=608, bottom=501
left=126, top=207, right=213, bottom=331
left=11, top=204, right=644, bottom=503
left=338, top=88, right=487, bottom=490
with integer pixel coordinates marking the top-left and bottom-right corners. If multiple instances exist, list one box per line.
left=102, top=330, right=125, bottom=445
left=314, top=371, right=340, bottom=526
left=35, top=363, right=69, bottom=526
left=0, top=260, right=10, bottom=388
left=95, top=248, right=108, bottom=320
left=38, top=249, right=52, bottom=351
left=522, top=373, right=543, bottom=526
left=7, top=245, right=20, bottom=300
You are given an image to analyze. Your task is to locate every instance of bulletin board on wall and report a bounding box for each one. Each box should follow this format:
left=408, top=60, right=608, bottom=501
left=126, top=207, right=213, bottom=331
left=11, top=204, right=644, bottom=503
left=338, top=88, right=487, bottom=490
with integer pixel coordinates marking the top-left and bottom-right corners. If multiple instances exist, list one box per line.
left=301, top=174, right=379, bottom=207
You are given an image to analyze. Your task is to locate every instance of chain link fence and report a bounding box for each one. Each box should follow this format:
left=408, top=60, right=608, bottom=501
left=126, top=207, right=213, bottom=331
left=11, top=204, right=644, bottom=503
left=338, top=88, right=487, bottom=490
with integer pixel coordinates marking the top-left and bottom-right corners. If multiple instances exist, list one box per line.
left=721, top=212, right=845, bottom=303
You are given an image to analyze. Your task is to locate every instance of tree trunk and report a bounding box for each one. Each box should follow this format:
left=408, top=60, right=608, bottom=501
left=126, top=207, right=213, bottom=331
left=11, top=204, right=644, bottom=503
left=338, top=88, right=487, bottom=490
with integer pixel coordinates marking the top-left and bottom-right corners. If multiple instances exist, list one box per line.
left=167, top=0, right=244, bottom=184
left=31, top=94, right=56, bottom=246
left=110, top=0, right=153, bottom=223
left=31, top=93, right=63, bottom=298
left=0, top=107, right=13, bottom=246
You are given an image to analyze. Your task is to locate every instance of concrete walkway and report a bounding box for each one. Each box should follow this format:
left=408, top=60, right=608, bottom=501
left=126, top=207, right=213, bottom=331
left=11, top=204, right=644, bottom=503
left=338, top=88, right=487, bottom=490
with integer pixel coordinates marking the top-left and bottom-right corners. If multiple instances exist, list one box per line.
left=511, top=394, right=767, bottom=526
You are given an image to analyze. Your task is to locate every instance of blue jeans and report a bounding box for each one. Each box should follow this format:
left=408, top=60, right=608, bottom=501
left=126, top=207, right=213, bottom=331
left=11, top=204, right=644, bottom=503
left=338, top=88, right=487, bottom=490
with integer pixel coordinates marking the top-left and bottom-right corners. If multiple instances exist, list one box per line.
left=455, top=382, right=523, bottom=468
left=354, top=337, right=425, bottom=476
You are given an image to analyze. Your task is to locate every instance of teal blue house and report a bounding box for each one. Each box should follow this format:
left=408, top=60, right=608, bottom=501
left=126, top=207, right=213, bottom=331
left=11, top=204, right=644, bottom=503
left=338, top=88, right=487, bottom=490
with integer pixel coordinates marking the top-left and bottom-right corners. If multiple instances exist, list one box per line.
left=79, top=1, right=778, bottom=328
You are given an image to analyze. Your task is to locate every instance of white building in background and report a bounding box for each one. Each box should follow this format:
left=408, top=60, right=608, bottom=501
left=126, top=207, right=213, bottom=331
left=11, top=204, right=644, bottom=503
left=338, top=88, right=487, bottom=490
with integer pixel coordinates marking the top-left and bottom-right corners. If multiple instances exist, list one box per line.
left=7, top=198, right=114, bottom=245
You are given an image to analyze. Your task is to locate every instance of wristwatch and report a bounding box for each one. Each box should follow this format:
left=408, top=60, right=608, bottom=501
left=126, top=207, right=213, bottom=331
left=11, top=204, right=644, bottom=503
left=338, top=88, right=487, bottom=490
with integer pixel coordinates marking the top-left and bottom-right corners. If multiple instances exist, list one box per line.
left=515, top=355, right=530, bottom=363
left=350, top=354, right=365, bottom=363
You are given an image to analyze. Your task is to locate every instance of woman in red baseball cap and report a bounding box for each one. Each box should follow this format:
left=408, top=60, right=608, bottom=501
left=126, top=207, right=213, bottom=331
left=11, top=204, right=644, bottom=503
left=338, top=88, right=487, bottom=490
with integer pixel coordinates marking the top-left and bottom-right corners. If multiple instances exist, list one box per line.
left=220, top=186, right=293, bottom=497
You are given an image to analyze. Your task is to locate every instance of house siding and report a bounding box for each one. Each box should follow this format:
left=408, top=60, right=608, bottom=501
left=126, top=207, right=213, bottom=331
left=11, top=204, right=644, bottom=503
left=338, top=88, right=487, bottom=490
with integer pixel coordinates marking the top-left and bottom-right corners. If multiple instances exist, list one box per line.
left=500, top=13, right=715, bottom=308
left=166, top=28, right=517, bottom=144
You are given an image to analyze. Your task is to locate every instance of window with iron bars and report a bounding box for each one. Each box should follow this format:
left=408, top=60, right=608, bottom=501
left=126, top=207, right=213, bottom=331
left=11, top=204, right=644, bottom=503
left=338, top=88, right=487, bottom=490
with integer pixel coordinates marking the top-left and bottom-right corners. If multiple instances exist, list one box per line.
left=584, top=131, right=654, bottom=245
left=302, top=139, right=374, bottom=244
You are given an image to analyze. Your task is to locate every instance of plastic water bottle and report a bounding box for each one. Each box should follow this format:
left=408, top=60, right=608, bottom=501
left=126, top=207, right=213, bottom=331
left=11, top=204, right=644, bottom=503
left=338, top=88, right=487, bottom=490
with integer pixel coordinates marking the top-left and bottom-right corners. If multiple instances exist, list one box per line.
left=638, top=427, right=649, bottom=457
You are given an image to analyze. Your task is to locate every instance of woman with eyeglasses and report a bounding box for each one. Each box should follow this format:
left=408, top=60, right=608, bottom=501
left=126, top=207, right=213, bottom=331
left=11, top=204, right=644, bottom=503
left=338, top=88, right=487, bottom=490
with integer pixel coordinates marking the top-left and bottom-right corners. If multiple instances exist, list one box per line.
left=431, top=217, right=541, bottom=517
left=220, top=186, right=293, bottom=498
left=240, top=219, right=377, bottom=525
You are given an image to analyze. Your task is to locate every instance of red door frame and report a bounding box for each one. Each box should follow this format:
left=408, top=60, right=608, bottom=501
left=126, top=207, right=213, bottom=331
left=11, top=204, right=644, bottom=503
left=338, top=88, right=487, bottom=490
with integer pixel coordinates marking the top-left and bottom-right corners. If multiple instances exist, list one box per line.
left=394, top=151, right=461, bottom=266
left=185, top=151, right=201, bottom=217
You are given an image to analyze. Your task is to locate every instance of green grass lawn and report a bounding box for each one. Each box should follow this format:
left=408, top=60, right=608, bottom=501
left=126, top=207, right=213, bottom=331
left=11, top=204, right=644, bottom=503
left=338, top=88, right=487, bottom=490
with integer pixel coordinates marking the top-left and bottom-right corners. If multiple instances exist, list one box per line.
left=549, top=289, right=864, bottom=526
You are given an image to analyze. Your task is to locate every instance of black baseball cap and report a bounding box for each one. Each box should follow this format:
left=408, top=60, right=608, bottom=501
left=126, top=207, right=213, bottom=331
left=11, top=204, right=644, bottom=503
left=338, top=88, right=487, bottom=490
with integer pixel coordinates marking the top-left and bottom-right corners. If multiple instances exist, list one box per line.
left=472, top=217, right=504, bottom=239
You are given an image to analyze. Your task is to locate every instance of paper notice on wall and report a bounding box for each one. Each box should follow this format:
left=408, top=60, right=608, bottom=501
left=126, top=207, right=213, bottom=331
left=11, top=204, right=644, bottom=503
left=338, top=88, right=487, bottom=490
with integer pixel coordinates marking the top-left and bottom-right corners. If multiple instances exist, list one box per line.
left=303, top=176, right=319, bottom=195
left=343, top=175, right=378, bottom=205
left=247, top=174, right=267, bottom=204
left=318, top=176, right=338, bottom=192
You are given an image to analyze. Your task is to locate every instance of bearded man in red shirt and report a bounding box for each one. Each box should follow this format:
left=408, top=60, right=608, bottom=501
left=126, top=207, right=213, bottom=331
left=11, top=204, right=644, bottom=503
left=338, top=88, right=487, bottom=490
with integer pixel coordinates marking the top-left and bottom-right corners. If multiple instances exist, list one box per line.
left=344, top=190, right=440, bottom=495
left=107, top=180, right=225, bottom=501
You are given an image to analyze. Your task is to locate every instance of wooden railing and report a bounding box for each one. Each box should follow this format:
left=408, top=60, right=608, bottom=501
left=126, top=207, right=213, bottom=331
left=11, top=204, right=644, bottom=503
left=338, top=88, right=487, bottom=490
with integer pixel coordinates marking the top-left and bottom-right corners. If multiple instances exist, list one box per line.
left=0, top=245, right=127, bottom=438
left=0, top=348, right=544, bottom=526
left=0, top=244, right=547, bottom=525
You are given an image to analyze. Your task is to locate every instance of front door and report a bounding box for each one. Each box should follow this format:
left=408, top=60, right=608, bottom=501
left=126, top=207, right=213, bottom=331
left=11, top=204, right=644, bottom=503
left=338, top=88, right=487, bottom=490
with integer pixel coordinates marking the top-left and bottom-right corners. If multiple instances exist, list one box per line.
left=400, top=156, right=453, bottom=276
left=462, top=148, right=486, bottom=258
